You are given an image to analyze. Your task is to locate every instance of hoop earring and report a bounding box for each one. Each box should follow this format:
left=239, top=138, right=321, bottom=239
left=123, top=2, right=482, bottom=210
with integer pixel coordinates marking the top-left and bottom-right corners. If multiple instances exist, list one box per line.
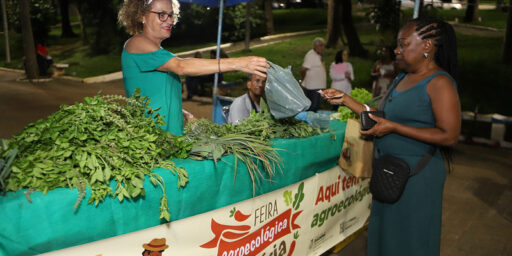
left=424, top=52, right=428, bottom=59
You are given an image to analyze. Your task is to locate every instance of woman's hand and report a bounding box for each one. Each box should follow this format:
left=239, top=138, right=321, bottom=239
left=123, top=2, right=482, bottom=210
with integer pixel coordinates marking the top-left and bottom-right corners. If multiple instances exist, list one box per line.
left=182, top=109, right=197, bottom=124
left=320, top=88, right=346, bottom=104
left=234, top=56, right=270, bottom=78
left=360, top=113, right=395, bottom=137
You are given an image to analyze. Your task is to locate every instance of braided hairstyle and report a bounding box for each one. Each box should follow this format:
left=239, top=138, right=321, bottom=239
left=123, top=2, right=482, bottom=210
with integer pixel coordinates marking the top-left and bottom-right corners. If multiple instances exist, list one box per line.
left=410, top=16, right=458, bottom=78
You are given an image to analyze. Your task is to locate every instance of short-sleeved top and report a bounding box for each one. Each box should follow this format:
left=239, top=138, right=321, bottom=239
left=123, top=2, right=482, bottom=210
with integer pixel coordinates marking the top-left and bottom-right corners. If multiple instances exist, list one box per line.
left=121, top=48, right=184, bottom=135
left=329, top=62, right=354, bottom=94
left=302, top=49, right=326, bottom=90
left=227, top=93, right=261, bottom=125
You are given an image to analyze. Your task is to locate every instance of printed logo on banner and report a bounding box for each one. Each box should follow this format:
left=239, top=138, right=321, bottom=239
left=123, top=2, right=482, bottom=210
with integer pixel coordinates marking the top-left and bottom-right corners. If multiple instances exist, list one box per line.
left=200, top=182, right=306, bottom=256
left=141, top=238, right=169, bottom=256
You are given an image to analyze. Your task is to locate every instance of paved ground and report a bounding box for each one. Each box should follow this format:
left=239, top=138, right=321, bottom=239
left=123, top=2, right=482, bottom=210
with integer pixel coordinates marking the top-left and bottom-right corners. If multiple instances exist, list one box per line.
left=1, top=69, right=511, bottom=255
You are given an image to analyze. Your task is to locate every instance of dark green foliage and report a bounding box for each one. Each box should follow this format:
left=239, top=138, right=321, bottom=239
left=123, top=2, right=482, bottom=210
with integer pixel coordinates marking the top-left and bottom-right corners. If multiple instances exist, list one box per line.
left=0, top=90, right=191, bottom=221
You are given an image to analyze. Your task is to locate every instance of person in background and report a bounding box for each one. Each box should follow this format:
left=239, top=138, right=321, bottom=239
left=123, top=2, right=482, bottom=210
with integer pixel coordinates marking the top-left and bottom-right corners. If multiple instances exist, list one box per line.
left=227, top=74, right=266, bottom=125
left=371, top=46, right=397, bottom=98
left=301, top=37, right=326, bottom=112
left=118, top=0, right=268, bottom=135
left=329, top=49, right=354, bottom=98
left=185, top=51, right=204, bottom=99
left=322, top=16, right=460, bottom=255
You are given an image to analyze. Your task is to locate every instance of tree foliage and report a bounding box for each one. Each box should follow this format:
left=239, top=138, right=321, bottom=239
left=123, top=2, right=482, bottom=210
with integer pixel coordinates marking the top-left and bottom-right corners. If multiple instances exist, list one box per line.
left=5, top=0, right=57, bottom=44
left=76, top=0, right=126, bottom=55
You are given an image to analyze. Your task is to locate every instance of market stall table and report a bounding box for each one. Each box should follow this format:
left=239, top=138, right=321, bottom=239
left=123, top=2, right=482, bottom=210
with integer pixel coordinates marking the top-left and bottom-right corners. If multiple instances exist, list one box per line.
left=0, top=120, right=372, bottom=256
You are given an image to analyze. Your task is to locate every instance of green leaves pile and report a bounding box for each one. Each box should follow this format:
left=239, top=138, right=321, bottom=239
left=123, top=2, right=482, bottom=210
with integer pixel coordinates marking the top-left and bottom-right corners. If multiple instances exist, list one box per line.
left=185, top=100, right=326, bottom=192
left=0, top=90, right=191, bottom=221
left=337, top=88, right=375, bottom=121
left=0, top=93, right=326, bottom=221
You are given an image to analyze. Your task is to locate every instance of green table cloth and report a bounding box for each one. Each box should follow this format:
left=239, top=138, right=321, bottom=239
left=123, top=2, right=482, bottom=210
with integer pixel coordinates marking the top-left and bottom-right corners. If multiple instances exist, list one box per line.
left=0, top=121, right=346, bottom=256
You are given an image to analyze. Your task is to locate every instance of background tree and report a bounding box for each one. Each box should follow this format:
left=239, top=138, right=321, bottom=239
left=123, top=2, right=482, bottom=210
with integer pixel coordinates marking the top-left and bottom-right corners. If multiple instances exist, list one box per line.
left=341, top=0, right=366, bottom=57
left=366, top=0, right=401, bottom=46
left=503, top=0, right=512, bottom=64
left=59, top=0, right=76, bottom=38
left=245, top=1, right=251, bottom=50
left=76, top=0, right=125, bottom=55
left=264, top=0, right=274, bottom=35
left=19, top=0, right=38, bottom=79
left=496, top=0, right=504, bottom=10
left=326, top=0, right=344, bottom=48
left=5, top=0, right=56, bottom=45
left=464, top=0, right=480, bottom=22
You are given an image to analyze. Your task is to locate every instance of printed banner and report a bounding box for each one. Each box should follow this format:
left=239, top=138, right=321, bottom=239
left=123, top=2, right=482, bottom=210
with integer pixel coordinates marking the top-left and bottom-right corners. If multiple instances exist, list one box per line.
left=42, top=166, right=371, bottom=256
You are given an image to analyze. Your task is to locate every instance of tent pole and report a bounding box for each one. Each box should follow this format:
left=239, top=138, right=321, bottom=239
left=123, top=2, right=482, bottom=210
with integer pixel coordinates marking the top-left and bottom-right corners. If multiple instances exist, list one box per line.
left=212, top=0, right=224, bottom=122
left=413, top=0, right=420, bottom=18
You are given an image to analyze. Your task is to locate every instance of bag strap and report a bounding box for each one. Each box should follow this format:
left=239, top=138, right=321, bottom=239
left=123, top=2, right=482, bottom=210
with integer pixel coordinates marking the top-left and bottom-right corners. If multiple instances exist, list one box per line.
left=410, top=146, right=437, bottom=176
left=378, top=73, right=404, bottom=111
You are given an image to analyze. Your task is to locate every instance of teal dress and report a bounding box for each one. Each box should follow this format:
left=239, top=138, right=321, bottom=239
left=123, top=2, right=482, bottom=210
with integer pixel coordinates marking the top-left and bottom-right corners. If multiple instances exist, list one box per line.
left=121, top=48, right=184, bottom=135
left=367, top=72, right=456, bottom=256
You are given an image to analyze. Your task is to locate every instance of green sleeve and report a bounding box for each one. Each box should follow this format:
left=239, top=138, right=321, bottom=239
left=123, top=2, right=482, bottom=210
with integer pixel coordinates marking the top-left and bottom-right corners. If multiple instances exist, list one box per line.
left=131, top=49, right=175, bottom=72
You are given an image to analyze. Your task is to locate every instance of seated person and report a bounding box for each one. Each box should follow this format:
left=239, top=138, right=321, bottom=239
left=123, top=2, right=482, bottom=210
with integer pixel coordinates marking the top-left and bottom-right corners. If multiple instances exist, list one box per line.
left=227, top=74, right=266, bottom=125
left=185, top=51, right=205, bottom=99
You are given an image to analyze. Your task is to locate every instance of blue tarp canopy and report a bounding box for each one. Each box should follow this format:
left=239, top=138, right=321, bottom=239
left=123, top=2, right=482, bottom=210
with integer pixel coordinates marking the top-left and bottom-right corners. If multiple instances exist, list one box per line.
left=178, top=0, right=253, bottom=123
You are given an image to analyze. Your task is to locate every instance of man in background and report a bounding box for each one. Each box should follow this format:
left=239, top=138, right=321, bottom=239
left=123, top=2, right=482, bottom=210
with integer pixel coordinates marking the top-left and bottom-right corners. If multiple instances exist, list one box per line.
left=301, top=37, right=326, bottom=112
left=227, top=74, right=266, bottom=125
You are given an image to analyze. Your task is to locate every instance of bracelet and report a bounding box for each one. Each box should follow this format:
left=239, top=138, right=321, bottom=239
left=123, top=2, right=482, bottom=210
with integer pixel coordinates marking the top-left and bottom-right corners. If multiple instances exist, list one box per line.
left=363, top=104, right=370, bottom=111
left=218, top=58, right=221, bottom=73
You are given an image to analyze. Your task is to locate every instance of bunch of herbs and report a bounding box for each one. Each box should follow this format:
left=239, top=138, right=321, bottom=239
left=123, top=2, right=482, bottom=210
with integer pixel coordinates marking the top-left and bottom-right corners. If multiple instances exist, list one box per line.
left=0, top=90, right=191, bottom=221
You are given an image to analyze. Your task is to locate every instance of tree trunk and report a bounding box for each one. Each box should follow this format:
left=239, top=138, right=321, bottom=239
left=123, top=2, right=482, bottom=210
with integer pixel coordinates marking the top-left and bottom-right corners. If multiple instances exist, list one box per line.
left=419, top=0, right=424, bottom=16
left=496, top=0, right=504, bottom=10
left=464, top=0, right=480, bottom=22
left=1, top=0, right=10, bottom=63
left=341, top=0, right=366, bottom=57
left=20, top=0, right=38, bottom=79
left=502, top=0, right=512, bottom=64
left=244, top=2, right=251, bottom=51
left=59, top=0, right=77, bottom=37
left=71, top=3, right=88, bottom=44
left=326, top=0, right=344, bottom=48
left=264, top=0, right=274, bottom=35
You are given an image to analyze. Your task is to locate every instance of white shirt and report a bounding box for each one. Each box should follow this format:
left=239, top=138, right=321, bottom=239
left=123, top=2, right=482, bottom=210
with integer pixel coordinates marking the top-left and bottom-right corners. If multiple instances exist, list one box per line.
left=227, top=93, right=261, bottom=125
left=301, top=49, right=326, bottom=90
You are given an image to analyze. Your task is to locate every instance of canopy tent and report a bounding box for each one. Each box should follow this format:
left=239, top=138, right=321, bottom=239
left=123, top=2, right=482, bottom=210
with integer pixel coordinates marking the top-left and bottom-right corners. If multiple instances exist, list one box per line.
left=178, top=0, right=253, bottom=123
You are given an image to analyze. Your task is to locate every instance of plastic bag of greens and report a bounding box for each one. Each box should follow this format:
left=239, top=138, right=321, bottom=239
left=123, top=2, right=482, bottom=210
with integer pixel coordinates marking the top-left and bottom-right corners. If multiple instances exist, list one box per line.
left=265, top=61, right=311, bottom=119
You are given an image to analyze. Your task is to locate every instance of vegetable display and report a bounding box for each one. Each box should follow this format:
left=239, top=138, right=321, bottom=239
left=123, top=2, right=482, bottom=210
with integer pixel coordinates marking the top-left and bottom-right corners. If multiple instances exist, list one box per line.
left=0, top=92, right=326, bottom=221
left=0, top=90, right=191, bottom=221
left=185, top=100, right=326, bottom=192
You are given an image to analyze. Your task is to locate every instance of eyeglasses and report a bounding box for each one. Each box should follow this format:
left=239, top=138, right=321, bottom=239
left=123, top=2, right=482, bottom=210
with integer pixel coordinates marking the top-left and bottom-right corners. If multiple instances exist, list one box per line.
left=149, top=11, right=176, bottom=22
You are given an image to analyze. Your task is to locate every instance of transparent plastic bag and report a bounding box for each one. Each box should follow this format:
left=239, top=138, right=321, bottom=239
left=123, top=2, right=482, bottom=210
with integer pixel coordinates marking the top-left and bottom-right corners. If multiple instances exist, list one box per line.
left=265, top=61, right=311, bottom=119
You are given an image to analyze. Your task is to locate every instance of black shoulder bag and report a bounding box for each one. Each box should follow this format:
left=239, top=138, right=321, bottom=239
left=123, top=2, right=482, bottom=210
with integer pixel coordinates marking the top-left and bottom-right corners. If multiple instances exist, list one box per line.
left=369, top=76, right=437, bottom=204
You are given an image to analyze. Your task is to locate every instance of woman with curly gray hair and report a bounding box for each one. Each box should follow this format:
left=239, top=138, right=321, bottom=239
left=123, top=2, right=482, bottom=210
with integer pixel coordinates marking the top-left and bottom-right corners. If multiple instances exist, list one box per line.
left=118, top=0, right=268, bottom=135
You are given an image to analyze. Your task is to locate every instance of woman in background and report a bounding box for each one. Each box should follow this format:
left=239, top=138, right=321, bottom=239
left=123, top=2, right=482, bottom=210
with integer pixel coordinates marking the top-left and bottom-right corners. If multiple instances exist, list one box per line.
left=329, top=49, right=354, bottom=95
left=371, top=46, right=397, bottom=98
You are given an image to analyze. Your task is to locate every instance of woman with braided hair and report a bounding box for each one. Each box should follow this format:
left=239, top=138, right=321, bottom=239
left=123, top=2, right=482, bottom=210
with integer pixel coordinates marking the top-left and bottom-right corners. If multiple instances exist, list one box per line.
left=322, top=16, right=460, bottom=255
left=118, top=0, right=268, bottom=135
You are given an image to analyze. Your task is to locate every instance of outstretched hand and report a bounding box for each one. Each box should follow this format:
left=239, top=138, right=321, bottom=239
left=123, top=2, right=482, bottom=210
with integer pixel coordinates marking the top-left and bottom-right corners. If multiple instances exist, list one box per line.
left=237, top=56, right=270, bottom=78
left=360, top=113, right=395, bottom=137
left=319, top=88, right=346, bottom=104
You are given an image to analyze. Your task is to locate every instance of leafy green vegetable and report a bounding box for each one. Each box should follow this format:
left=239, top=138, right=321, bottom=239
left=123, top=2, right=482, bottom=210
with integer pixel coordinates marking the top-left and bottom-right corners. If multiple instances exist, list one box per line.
left=337, top=88, right=374, bottom=121
left=184, top=100, right=326, bottom=193
left=0, top=90, right=191, bottom=221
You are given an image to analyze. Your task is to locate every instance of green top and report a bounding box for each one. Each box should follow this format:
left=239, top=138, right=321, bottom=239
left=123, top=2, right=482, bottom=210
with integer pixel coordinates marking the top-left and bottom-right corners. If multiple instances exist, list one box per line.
left=121, top=48, right=184, bottom=135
